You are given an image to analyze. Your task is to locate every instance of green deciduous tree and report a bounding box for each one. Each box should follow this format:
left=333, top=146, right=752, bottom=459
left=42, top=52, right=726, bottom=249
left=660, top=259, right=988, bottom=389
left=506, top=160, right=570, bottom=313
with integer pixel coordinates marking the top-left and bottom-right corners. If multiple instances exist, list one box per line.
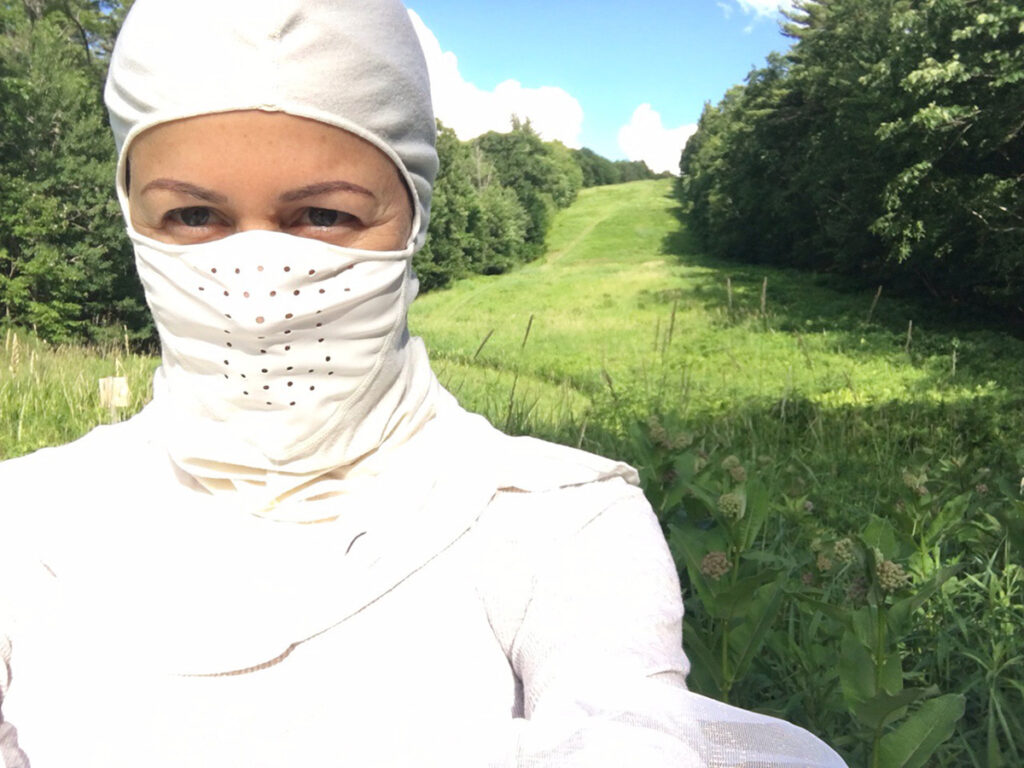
left=678, top=0, right=1024, bottom=320
left=0, top=0, right=147, bottom=343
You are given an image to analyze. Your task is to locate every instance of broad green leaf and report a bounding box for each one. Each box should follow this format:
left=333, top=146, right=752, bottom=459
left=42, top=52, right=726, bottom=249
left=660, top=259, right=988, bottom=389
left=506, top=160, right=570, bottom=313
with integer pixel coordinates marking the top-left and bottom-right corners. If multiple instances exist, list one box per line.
left=862, top=515, right=901, bottom=560
left=712, top=570, right=779, bottom=620
left=876, top=694, right=965, bottom=768
left=667, top=523, right=718, bottom=611
left=851, top=687, right=932, bottom=732
left=731, top=578, right=785, bottom=681
left=682, top=622, right=725, bottom=699
left=737, top=477, right=771, bottom=550
left=840, top=631, right=877, bottom=708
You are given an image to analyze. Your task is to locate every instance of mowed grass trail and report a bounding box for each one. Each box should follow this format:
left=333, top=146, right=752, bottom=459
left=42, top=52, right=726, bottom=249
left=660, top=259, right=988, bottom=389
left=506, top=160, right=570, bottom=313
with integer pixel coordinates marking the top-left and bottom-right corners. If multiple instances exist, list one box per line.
left=411, top=179, right=1024, bottom=509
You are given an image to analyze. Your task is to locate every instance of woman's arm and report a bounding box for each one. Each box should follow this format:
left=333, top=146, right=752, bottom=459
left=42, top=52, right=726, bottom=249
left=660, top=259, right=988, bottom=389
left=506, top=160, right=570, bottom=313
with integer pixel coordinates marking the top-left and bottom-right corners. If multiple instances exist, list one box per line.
left=478, top=482, right=847, bottom=767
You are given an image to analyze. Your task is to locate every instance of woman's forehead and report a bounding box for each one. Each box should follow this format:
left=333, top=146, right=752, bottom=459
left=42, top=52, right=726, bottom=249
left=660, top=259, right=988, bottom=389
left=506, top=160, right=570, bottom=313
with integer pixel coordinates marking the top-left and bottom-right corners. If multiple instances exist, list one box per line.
left=129, top=111, right=405, bottom=184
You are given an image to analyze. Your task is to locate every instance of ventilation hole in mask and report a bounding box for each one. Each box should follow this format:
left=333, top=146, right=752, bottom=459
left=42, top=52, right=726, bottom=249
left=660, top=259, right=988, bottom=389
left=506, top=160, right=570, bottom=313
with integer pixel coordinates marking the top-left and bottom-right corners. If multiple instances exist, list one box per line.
left=325, top=356, right=332, bottom=362
left=234, top=268, right=240, bottom=274
left=256, top=316, right=265, bottom=324
left=287, top=381, right=294, bottom=387
left=226, top=342, right=233, bottom=348
left=260, top=349, right=267, bottom=354
left=263, top=385, right=269, bottom=391
left=223, top=360, right=229, bottom=365
left=293, top=290, right=301, bottom=296
left=223, top=291, right=230, bottom=296
left=328, top=371, right=334, bottom=376
left=258, top=336, right=266, bottom=340
left=211, top=268, right=218, bottom=274
left=198, top=286, right=205, bottom=292
left=284, top=330, right=292, bottom=335
left=270, top=290, right=277, bottom=297
left=316, top=322, right=323, bottom=328
left=284, top=345, right=291, bottom=351
left=344, top=288, right=351, bottom=293
left=316, top=310, right=322, bottom=314
left=258, top=266, right=264, bottom=272
left=286, top=366, right=294, bottom=371
left=284, top=266, right=291, bottom=272
left=319, top=289, right=326, bottom=294
left=223, top=374, right=228, bottom=380
left=308, top=269, right=316, bottom=275
left=243, top=390, right=249, bottom=395
left=285, top=313, right=293, bottom=320
left=261, top=368, right=268, bottom=374
left=266, top=402, right=272, bottom=406
left=225, top=314, right=232, bottom=319
left=309, top=386, right=316, bottom=391
left=308, top=369, right=314, bottom=373
left=243, top=292, right=250, bottom=298
left=224, top=329, right=230, bottom=334
left=241, top=374, right=247, bottom=379
left=290, top=401, right=296, bottom=406
left=318, top=338, right=325, bottom=343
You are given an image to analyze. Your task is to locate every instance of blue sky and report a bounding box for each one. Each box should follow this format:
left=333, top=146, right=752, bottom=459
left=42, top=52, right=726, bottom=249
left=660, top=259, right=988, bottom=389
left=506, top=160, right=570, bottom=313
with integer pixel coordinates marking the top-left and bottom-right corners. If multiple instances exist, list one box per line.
left=406, top=0, right=796, bottom=172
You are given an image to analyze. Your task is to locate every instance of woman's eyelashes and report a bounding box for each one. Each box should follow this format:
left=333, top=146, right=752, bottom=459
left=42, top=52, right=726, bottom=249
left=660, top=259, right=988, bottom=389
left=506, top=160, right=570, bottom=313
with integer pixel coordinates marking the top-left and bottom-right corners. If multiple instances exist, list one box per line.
left=300, top=207, right=358, bottom=229
left=168, top=206, right=220, bottom=228
left=163, top=206, right=360, bottom=233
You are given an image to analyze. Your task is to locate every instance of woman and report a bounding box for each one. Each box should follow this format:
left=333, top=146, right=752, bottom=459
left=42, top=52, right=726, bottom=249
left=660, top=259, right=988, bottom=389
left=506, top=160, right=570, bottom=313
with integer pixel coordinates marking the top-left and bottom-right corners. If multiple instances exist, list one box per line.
left=0, top=0, right=845, bottom=765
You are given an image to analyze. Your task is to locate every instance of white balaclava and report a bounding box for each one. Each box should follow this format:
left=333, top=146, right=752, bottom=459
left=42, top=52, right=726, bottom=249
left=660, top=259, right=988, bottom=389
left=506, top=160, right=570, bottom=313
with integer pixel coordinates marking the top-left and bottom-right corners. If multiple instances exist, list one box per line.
left=104, top=0, right=441, bottom=513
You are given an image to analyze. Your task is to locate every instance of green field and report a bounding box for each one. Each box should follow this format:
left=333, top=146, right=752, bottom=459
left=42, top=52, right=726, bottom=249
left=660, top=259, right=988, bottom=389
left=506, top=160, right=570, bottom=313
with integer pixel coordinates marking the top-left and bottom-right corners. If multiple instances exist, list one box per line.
left=412, top=179, right=1023, bottom=502
left=3, top=178, right=1023, bottom=765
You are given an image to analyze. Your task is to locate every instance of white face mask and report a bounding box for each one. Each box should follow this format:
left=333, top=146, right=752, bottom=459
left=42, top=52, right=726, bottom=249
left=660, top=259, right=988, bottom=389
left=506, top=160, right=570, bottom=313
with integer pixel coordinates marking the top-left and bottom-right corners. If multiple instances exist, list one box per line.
left=132, top=227, right=438, bottom=502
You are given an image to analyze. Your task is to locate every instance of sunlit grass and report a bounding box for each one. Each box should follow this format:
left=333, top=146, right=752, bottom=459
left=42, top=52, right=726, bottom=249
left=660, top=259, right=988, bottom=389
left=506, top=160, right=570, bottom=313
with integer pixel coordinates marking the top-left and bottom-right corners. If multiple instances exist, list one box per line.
left=410, top=180, right=1024, bottom=492
left=0, top=329, right=157, bottom=460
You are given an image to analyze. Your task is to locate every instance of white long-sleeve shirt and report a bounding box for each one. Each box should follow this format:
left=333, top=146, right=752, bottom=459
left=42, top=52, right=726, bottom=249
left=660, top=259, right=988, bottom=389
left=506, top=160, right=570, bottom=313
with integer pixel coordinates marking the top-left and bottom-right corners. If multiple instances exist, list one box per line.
left=0, top=398, right=845, bottom=767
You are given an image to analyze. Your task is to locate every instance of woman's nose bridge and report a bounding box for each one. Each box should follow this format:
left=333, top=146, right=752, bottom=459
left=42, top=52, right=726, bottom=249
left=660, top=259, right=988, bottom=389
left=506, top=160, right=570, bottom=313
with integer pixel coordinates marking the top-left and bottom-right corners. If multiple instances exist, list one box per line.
left=236, top=215, right=283, bottom=233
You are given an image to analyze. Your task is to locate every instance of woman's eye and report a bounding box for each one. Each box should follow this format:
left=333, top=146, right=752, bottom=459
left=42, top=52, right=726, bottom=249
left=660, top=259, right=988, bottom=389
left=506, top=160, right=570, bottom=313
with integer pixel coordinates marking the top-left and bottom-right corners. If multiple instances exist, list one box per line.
left=171, top=207, right=213, bottom=227
left=306, top=207, right=355, bottom=228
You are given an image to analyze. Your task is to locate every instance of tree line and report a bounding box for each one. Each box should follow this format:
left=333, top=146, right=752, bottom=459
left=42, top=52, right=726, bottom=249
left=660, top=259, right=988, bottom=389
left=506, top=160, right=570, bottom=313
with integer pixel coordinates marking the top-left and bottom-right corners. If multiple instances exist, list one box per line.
left=0, top=0, right=658, bottom=343
left=678, top=0, right=1023, bottom=322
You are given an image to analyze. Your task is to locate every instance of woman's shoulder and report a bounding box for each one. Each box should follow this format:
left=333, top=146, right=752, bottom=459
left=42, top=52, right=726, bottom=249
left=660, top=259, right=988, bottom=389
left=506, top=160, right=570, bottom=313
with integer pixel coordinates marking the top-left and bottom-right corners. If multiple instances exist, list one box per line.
left=0, top=405, right=167, bottom=526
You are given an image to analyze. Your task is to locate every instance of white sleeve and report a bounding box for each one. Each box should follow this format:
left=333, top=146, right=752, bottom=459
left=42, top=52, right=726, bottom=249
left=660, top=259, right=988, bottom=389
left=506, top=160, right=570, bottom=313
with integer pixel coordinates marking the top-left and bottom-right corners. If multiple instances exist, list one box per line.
left=479, top=483, right=847, bottom=768
left=0, top=635, right=29, bottom=768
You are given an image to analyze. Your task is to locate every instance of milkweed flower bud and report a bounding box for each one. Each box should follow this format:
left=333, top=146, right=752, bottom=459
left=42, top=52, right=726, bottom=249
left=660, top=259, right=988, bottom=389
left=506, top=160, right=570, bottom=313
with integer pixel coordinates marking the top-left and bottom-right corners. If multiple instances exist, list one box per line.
left=833, top=537, right=856, bottom=564
left=721, top=455, right=741, bottom=471
left=876, top=560, right=910, bottom=593
left=717, top=492, right=744, bottom=521
left=729, top=465, right=747, bottom=483
left=816, top=553, right=833, bottom=572
left=700, top=551, right=731, bottom=581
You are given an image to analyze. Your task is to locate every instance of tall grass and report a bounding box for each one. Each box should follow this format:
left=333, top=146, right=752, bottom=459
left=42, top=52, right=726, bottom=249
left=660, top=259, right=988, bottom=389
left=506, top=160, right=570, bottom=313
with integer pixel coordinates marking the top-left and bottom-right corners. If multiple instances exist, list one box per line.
left=0, top=328, right=156, bottom=460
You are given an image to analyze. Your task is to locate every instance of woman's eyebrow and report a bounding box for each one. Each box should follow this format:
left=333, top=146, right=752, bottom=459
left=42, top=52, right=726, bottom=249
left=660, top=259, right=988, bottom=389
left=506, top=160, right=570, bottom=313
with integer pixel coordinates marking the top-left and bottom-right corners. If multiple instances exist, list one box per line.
left=279, top=180, right=374, bottom=202
left=139, top=178, right=228, bottom=203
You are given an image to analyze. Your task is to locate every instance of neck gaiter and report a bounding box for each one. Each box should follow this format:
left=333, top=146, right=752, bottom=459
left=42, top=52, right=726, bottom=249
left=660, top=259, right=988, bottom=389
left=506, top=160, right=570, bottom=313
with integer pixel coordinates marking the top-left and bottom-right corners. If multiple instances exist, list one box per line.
left=132, top=226, right=438, bottom=515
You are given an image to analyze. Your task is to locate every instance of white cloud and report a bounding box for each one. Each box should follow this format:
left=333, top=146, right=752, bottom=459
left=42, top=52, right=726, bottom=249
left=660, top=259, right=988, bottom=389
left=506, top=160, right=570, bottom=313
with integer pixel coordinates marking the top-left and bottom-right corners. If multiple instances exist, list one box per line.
left=617, top=104, right=697, bottom=176
left=408, top=10, right=584, bottom=147
left=717, top=1, right=734, bottom=18
left=733, top=0, right=795, bottom=17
